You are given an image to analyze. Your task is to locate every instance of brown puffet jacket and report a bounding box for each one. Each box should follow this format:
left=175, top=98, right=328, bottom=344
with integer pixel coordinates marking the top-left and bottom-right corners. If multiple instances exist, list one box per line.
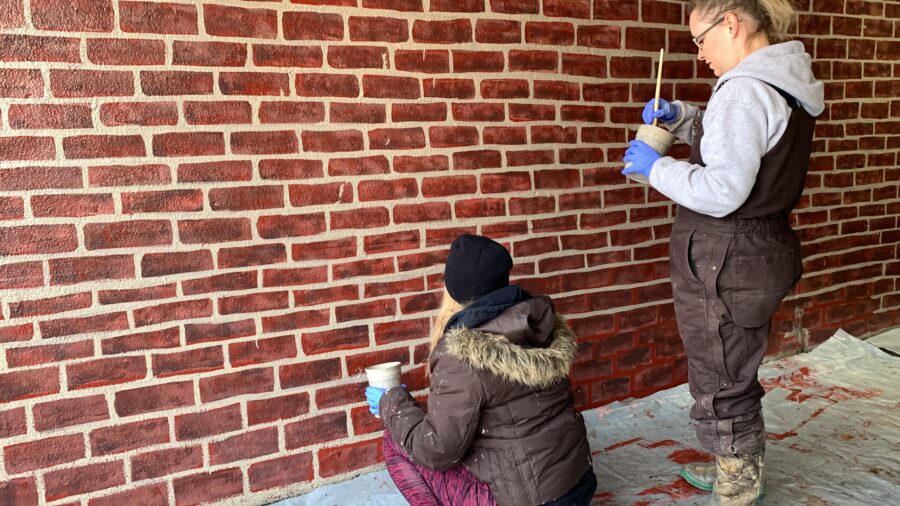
left=380, top=296, right=592, bottom=506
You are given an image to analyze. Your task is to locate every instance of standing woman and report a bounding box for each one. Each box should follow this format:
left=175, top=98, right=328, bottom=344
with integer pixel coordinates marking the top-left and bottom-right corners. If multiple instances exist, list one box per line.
left=622, top=1, right=824, bottom=505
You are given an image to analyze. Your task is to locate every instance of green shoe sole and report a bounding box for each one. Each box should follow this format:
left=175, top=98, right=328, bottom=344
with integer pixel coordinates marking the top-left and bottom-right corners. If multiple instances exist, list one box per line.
left=680, top=466, right=714, bottom=492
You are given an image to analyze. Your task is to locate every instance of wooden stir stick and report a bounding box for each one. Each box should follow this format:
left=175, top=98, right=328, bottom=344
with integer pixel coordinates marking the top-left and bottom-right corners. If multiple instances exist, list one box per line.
left=652, top=48, right=665, bottom=127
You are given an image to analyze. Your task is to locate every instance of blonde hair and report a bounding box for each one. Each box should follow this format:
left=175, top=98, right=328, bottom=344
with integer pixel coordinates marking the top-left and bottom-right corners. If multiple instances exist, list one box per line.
left=689, top=0, right=796, bottom=42
left=430, top=289, right=465, bottom=357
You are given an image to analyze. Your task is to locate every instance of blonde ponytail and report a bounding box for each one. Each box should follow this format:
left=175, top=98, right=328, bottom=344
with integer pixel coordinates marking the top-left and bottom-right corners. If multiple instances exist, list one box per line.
left=689, top=0, right=797, bottom=42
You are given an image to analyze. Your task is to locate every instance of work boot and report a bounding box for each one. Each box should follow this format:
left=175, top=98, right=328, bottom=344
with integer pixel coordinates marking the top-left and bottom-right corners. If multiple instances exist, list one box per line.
left=680, top=461, right=715, bottom=491
left=707, top=453, right=764, bottom=505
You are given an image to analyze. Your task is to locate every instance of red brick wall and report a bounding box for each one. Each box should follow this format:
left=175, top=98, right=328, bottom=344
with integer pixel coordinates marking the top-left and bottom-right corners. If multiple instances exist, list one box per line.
left=0, top=0, right=897, bottom=504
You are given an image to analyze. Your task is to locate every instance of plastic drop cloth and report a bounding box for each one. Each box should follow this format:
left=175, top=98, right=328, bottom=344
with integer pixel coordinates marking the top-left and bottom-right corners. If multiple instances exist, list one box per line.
left=274, top=329, right=899, bottom=505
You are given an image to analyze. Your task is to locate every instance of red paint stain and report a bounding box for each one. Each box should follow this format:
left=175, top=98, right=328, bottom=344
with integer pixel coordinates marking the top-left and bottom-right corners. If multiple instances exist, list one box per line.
left=603, top=437, right=643, bottom=452
left=789, top=443, right=812, bottom=453
left=638, top=479, right=706, bottom=500
left=668, top=448, right=715, bottom=464
left=641, top=439, right=680, bottom=449
left=767, top=431, right=797, bottom=441
left=760, top=367, right=880, bottom=404
left=591, top=491, right=615, bottom=504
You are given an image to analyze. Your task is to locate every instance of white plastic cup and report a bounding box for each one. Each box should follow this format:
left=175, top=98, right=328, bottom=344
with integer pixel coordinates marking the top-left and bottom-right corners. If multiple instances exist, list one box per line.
left=624, top=124, right=676, bottom=184
left=365, top=362, right=401, bottom=419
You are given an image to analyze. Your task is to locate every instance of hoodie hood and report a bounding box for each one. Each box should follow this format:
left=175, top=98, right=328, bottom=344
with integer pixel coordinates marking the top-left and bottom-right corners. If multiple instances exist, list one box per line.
left=715, top=41, right=825, bottom=117
left=442, top=300, right=577, bottom=389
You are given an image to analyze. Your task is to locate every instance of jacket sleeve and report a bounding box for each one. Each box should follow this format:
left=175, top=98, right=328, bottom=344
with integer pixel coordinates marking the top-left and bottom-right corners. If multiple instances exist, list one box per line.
left=668, top=100, right=700, bottom=144
left=379, top=350, right=484, bottom=470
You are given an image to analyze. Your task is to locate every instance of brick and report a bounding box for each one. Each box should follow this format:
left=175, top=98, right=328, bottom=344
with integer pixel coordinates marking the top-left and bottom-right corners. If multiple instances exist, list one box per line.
left=258, top=214, right=327, bottom=240
left=423, top=78, right=475, bottom=98
left=114, top=381, right=194, bottom=417
left=122, top=189, right=202, bottom=214
left=134, top=299, right=212, bottom=327
left=430, top=126, right=480, bottom=147
left=153, top=346, right=224, bottom=378
left=210, top=185, right=284, bottom=211
left=8, top=104, right=91, bottom=129
left=364, top=230, right=420, bottom=255
left=85, top=220, right=171, bottom=250
left=30, top=193, right=113, bottom=218
left=454, top=50, right=505, bottom=72
left=346, top=348, right=410, bottom=376
left=375, top=318, right=430, bottom=345
left=331, top=207, right=390, bottom=229
left=40, top=312, right=129, bottom=339
left=329, top=155, right=391, bottom=177
left=0, top=0, right=24, bottom=28
left=319, top=439, right=383, bottom=478
left=89, top=164, right=170, bottom=187
left=178, top=218, right=251, bottom=244
left=0, top=407, right=26, bottom=439
left=0, top=368, right=59, bottom=403
left=4, top=434, right=85, bottom=474
left=184, top=319, right=256, bottom=345
left=336, top=299, right=397, bottom=323
left=285, top=412, right=347, bottom=450
left=302, top=325, right=369, bottom=355
left=88, top=483, right=168, bottom=506
left=174, top=468, right=243, bottom=505
left=205, top=4, right=277, bottom=38
left=6, top=340, right=92, bottom=369
left=295, top=285, right=359, bottom=307
left=394, top=202, right=452, bottom=223
left=393, top=154, right=449, bottom=173
left=99, top=101, right=177, bottom=126
left=221, top=72, right=290, bottom=96
left=229, top=335, right=297, bottom=368
left=292, top=237, right=357, bottom=261
left=120, top=1, right=197, bottom=34
left=328, top=45, right=389, bottom=70
left=260, top=102, right=325, bottom=124
left=0, top=478, right=38, bottom=505
left=296, top=73, right=359, bottom=98
left=526, top=21, right=575, bottom=45
left=350, top=16, right=409, bottom=42
left=33, top=394, right=109, bottom=432
left=476, top=19, right=521, bottom=43
left=248, top=393, right=310, bottom=425
left=51, top=69, right=133, bottom=98
left=153, top=132, right=224, bottom=157
left=218, top=244, right=285, bottom=269
left=8, top=291, right=91, bottom=319
left=302, top=129, right=365, bottom=152
left=199, top=368, right=274, bottom=403
left=211, top=427, right=279, bottom=465
left=183, top=100, right=251, bottom=125
left=132, top=446, right=204, bottom=481
left=88, top=38, right=165, bottom=65
left=175, top=403, right=242, bottom=440
left=254, top=44, right=323, bottom=67
left=67, top=356, right=146, bottom=390
left=181, top=272, right=256, bottom=297
left=0, top=136, right=56, bottom=161
left=44, top=461, right=125, bottom=501
left=219, top=291, right=288, bottom=315
left=63, top=134, right=146, bottom=159
left=260, top=159, right=322, bottom=181
left=0, top=323, right=34, bottom=344
left=363, top=75, right=421, bottom=99
left=279, top=358, right=341, bottom=389
left=141, top=70, right=213, bottom=95
left=178, top=160, right=252, bottom=183
left=249, top=452, right=314, bottom=492
left=90, top=418, right=169, bottom=456
left=1, top=34, right=80, bottom=65
left=260, top=267, right=325, bottom=288
left=285, top=13, right=343, bottom=41
left=412, top=19, right=472, bottom=43
left=455, top=198, right=506, bottom=218
left=32, top=0, right=113, bottom=31
left=141, top=250, right=213, bottom=277
left=172, top=40, right=246, bottom=67
left=0, top=69, right=42, bottom=98
left=333, top=257, right=395, bottom=281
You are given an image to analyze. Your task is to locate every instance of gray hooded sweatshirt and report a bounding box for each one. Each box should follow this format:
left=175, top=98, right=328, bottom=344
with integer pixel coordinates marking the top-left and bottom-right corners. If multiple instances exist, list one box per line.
left=649, top=41, right=825, bottom=217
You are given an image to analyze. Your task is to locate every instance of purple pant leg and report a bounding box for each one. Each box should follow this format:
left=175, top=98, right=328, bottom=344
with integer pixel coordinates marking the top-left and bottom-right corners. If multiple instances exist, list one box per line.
left=383, top=432, right=495, bottom=506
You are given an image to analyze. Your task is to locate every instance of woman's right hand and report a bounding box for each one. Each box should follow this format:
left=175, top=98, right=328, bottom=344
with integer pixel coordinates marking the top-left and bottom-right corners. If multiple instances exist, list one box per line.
left=642, top=98, right=679, bottom=124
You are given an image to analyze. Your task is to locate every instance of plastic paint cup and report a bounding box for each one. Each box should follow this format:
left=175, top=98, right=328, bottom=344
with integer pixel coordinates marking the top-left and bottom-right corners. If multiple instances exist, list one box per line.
left=365, top=362, right=401, bottom=419
left=624, top=124, right=676, bottom=185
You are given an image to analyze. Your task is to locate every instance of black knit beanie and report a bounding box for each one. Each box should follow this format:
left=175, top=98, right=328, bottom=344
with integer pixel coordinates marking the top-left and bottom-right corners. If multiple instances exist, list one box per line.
left=444, top=234, right=513, bottom=303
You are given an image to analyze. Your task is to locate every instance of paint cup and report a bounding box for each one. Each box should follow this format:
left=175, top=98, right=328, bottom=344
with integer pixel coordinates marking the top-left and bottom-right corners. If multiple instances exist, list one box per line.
left=624, top=124, right=676, bottom=184
left=365, top=362, right=401, bottom=419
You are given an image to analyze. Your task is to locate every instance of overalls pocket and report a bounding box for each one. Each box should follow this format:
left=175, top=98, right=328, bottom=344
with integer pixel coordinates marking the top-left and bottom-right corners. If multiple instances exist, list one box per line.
left=729, top=249, right=796, bottom=328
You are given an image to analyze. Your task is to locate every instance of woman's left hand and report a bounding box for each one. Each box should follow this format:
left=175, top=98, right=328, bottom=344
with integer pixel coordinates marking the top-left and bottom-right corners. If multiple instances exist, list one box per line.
left=622, top=140, right=662, bottom=178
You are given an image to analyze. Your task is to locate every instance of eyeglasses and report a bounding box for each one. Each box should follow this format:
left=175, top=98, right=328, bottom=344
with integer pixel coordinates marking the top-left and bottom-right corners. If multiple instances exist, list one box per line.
left=692, top=16, right=726, bottom=48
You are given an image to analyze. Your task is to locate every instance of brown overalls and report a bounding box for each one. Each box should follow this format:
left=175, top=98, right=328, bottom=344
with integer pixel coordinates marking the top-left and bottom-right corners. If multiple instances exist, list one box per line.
left=668, top=82, right=816, bottom=456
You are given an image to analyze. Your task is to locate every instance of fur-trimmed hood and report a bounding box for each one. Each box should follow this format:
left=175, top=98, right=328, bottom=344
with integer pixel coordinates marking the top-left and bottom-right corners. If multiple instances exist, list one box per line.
left=443, top=314, right=577, bottom=389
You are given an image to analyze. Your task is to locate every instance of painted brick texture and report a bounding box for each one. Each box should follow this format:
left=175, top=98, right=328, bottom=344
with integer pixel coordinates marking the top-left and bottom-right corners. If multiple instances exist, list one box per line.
left=0, top=0, right=898, bottom=504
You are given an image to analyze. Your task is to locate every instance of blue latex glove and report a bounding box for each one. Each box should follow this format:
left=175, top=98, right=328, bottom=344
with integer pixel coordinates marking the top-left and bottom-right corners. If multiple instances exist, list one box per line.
left=642, top=98, right=679, bottom=125
left=622, top=140, right=662, bottom=179
left=366, top=385, right=405, bottom=417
